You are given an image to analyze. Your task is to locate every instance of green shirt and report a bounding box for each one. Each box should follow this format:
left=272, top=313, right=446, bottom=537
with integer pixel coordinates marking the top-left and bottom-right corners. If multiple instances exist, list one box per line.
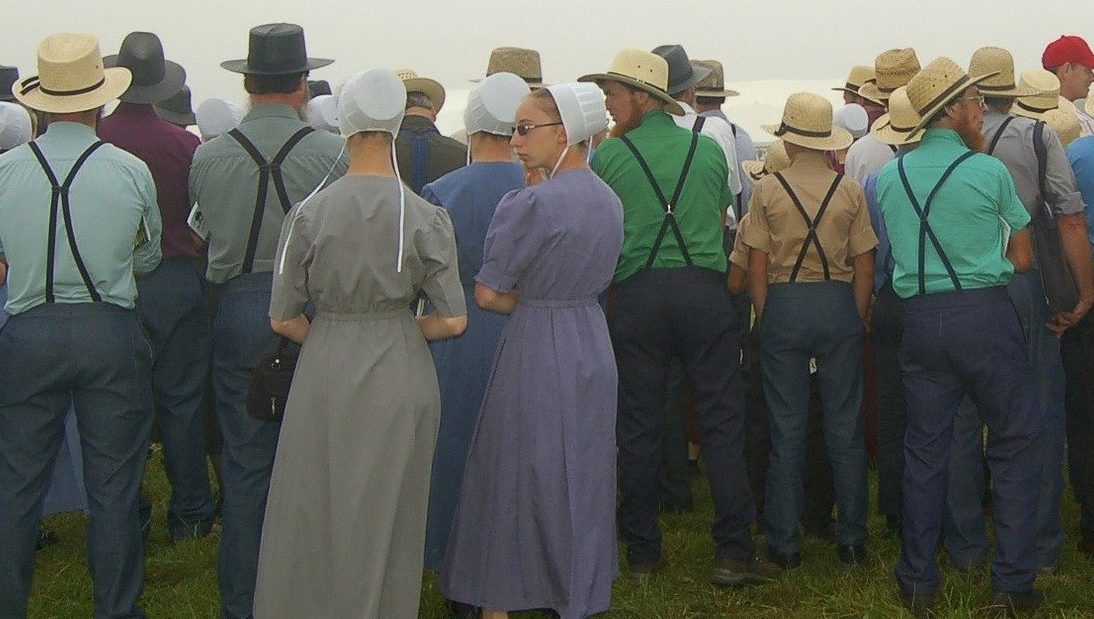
left=189, top=104, right=347, bottom=284
left=592, top=110, right=731, bottom=282
left=877, top=128, right=1030, bottom=298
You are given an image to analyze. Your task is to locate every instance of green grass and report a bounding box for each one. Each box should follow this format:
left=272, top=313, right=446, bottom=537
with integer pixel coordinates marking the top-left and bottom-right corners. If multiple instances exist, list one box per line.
left=27, top=448, right=1094, bottom=618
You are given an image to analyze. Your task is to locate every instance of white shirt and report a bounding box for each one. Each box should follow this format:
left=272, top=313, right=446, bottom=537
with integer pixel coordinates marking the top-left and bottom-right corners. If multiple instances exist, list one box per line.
left=674, top=101, right=742, bottom=199
left=1076, top=101, right=1094, bottom=137
left=844, top=133, right=897, bottom=184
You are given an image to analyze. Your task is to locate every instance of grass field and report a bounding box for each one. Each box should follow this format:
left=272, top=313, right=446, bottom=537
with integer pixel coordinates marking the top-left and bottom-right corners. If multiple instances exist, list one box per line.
left=26, top=447, right=1094, bottom=618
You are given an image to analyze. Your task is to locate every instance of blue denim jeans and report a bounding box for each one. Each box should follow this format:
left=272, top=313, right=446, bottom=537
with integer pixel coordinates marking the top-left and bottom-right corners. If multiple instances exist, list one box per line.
left=212, top=273, right=282, bottom=619
left=0, top=303, right=153, bottom=619
left=759, top=281, right=868, bottom=555
left=136, top=257, right=214, bottom=539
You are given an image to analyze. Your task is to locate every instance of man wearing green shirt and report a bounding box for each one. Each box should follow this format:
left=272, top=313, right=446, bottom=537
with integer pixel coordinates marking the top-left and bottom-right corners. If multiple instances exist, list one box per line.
left=876, top=57, right=1042, bottom=616
left=581, top=49, right=774, bottom=588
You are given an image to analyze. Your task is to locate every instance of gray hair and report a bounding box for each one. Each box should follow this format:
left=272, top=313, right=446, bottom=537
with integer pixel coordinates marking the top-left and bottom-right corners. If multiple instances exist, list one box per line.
left=406, top=91, right=435, bottom=111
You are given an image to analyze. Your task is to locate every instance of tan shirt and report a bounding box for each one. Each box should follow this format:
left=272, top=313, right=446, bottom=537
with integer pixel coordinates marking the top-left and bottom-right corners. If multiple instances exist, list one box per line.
left=729, top=211, right=753, bottom=270
left=742, top=150, right=877, bottom=284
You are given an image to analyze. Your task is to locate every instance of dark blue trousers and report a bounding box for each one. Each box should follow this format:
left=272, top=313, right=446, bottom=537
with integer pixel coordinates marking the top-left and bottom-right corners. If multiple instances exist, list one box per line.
left=0, top=303, right=153, bottom=619
left=897, top=286, right=1041, bottom=596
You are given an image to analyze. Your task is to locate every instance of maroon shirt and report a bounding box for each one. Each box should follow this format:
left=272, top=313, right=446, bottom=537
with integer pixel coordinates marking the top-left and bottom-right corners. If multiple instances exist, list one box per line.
left=99, top=102, right=200, bottom=259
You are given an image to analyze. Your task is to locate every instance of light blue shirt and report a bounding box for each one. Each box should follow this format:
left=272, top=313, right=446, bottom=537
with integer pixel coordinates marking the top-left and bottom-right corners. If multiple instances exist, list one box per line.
left=0, top=122, right=161, bottom=314
left=1067, top=135, right=1094, bottom=248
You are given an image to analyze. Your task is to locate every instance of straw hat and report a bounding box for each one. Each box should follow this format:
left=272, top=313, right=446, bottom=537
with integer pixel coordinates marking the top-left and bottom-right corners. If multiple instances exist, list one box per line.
left=693, top=60, right=739, bottom=97
left=14, top=33, right=131, bottom=114
left=742, top=140, right=789, bottom=180
left=578, top=49, right=684, bottom=115
left=859, top=48, right=921, bottom=105
left=905, top=57, right=998, bottom=133
left=1044, top=107, right=1081, bottom=148
left=763, top=92, right=853, bottom=151
left=833, top=65, right=881, bottom=105
left=968, top=47, right=1035, bottom=98
left=1012, top=69, right=1062, bottom=119
left=871, top=86, right=924, bottom=146
left=395, top=68, right=445, bottom=111
left=477, top=47, right=545, bottom=88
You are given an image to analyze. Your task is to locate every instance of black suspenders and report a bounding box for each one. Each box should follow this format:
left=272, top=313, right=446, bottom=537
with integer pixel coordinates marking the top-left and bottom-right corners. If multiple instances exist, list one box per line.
left=620, top=132, right=701, bottom=269
left=986, top=117, right=1015, bottom=155
left=772, top=172, right=844, bottom=282
left=896, top=150, right=977, bottom=295
left=27, top=140, right=107, bottom=303
left=691, top=116, right=706, bottom=133
left=227, top=127, right=314, bottom=274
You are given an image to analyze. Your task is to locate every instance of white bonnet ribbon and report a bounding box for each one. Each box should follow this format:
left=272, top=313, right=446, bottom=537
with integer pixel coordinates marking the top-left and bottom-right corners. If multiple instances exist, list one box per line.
left=549, top=144, right=571, bottom=179
left=277, top=141, right=347, bottom=275
left=391, top=140, right=407, bottom=273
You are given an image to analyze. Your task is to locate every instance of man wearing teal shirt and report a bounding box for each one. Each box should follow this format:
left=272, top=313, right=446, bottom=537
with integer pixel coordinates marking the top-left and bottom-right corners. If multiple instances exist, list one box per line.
left=582, top=50, right=774, bottom=588
left=876, top=57, right=1042, bottom=616
left=0, top=34, right=161, bottom=618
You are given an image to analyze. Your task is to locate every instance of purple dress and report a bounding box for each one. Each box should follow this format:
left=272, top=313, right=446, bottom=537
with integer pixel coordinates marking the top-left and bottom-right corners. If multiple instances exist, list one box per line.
left=440, top=168, right=624, bottom=619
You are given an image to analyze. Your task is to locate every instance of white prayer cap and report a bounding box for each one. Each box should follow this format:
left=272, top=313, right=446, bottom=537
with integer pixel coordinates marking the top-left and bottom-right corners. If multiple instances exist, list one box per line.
left=464, top=72, right=530, bottom=137
left=338, top=69, right=406, bottom=139
left=196, top=98, right=244, bottom=142
left=833, top=103, right=869, bottom=140
left=0, top=102, right=32, bottom=151
left=546, top=82, right=608, bottom=145
left=305, top=94, right=339, bottom=133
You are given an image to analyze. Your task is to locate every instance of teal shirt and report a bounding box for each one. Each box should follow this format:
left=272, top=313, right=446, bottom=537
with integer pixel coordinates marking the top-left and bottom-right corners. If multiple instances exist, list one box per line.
left=592, top=110, right=730, bottom=282
left=0, top=122, right=161, bottom=314
left=189, top=104, right=347, bottom=284
left=877, top=128, right=1030, bottom=299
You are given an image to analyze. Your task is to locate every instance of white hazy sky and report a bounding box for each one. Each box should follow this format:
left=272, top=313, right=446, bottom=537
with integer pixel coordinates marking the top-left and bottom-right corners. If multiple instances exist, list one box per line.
left=7, top=0, right=1094, bottom=134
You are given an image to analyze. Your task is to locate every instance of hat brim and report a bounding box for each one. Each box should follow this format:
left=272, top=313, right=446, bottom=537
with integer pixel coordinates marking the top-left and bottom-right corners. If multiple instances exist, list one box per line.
left=742, top=159, right=766, bottom=180
left=977, top=83, right=1039, bottom=99
left=870, top=113, right=924, bottom=146
left=696, top=87, right=739, bottom=98
left=102, top=56, right=186, bottom=104
left=220, top=57, right=333, bottom=75
left=855, top=83, right=888, bottom=107
left=154, top=104, right=196, bottom=126
left=403, top=77, right=446, bottom=111
left=470, top=77, right=548, bottom=89
left=14, top=67, right=132, bottom=114
left=578, top=72, right=685, bottom=115
left=762, top=123, right=854, bottom=151
left=911, top=71, right=999, bottom=134
left=667, top=64, right=713, bottom=96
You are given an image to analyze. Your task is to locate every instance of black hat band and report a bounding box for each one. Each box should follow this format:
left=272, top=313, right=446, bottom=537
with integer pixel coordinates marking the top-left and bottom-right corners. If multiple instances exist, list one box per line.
left=20, top=76, right=106, bottom=97
left=774, top=122, right=832, bottom=139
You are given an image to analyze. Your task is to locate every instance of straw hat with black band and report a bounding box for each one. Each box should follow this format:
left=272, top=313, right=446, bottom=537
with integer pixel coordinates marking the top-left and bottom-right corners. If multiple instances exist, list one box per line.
left=14, top=33, right=132, bottom=114
left=103, top=31, right=186, bottom=104
left=905, top=57, right=998, bottom=134
left=834, top=65, right=881, bottom=105
left=396, top=69, right=446, bottom=111
left=1012, top=69, right=1062, bottom=119
left=763, top=92, right=853, bottom=151
left=860, top=48, right=921, bottom=106
left=871, top=86, right=924, bottom=146
left=693, top=60, right=739, bottom=98
left=968, top=47, right=1037, bottom=99
left=578, top=49, right=685, bottom=116
left=474, top=47, right=546, bottom=88
left=742, top=140, right=789, bottom=180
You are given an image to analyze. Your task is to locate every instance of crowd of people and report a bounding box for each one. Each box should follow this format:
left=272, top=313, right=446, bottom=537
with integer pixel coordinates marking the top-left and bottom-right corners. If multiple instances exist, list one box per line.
left=1, top=20, right=1094, bottom=619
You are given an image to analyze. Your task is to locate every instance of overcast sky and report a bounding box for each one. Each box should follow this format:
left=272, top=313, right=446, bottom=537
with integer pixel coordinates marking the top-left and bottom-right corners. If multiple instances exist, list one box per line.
left=7, top=0, right=1094, bottom=111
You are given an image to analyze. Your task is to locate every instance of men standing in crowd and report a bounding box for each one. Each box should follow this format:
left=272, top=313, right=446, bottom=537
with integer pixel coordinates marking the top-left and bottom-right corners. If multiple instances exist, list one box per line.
left=188, top=23, right=346, bottom=619
left=694, top=58, right=755, bottom=234
left=582, top=49, right=777, bottom=587
left=98, top=31, right=215, bottom=542
left=395, top=69, right=466, bottom=193
left=846, top=48, right=922, bottom=183
left=1043, top=36, right=1094, bottom=136
left=877, top=57, right=1042, bottom=617
left=0, top=33, right=161, bottom=618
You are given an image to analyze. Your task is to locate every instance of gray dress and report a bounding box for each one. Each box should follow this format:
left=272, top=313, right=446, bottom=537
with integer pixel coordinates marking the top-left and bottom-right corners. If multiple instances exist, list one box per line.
left=253, top=175, right=465, bottom=619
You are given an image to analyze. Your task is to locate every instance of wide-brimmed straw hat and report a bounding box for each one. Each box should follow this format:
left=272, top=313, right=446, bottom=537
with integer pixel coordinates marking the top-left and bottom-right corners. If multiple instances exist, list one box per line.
left=860, top=48, right=921, bottom=105
left=742, top=140, right=789, bottom=180
left=579, top=49, right=684, bottom=115
left=763, top=92, right=853, bottom=151
left=969, top=47, right=1036, bottom=99
left=1012, top=69, right=1063, bottom=119
left=834, top=65, right=881, bottom=105
left=103, top=32, right=185, bottom=104
left=396, top=68, right=446, bottom=111
left=1, top=66, right=19, bottom=102
left=906, top=57, right=998, bottom=134
left=15, top=33, right=131, bottom=114
left=871, top=86, right=924, bottom=146
left=651, top=44, right=711, bottom=95
left=474, top=47, right=546, bottom=88
left=221, top=23, right=332, bottom=75
left=1045, top=106, right=1082, bottom=147
left=693, top=60, right=739, bottom=97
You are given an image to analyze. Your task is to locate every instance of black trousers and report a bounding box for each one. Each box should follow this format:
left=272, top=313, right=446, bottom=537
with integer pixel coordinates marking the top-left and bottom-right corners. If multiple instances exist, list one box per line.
left=1062, top=309, right=1094, bottom=543
left=872, top=283, right=905, bottom=518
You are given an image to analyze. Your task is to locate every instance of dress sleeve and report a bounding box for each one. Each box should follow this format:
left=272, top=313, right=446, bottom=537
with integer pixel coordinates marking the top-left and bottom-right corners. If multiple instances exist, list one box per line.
left=269, top=204, right=314, bottom=320
left=475, top=188, right=545, bottom=294
left=419, top=208, right=467, bottom=317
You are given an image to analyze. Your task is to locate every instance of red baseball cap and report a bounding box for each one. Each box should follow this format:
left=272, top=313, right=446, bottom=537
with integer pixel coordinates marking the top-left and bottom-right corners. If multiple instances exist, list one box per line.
left=1043, top=35, right=1094, bottom=69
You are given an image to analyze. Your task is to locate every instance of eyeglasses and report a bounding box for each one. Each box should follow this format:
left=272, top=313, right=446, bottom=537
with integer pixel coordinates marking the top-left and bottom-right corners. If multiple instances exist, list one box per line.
left=513, top=122, right=563, bottom=136
left=962, top=94, right=986, bottom=106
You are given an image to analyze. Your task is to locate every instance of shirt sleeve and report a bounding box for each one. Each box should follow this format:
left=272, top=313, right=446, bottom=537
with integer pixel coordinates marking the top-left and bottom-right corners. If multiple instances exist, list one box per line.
left=740, top=180, right=773, bottom=253
left=269, top=204, right=313, bottom=320
left=1069, top=139, right=1094, bottom=247
left=1041, top=125, right=1085, bottom=216
left=717, top=123, right=742, bottom=197
left=729, top=213, right=751, bottom=269
left=846, top=182, right=879, bottom=257
left=996, top=164, right=1032, bottom=234
left=418, top=207, right=467, bottom=317
left=132, top=165, right=162, bottom=273
left=475, top=188, right=546, bottom=294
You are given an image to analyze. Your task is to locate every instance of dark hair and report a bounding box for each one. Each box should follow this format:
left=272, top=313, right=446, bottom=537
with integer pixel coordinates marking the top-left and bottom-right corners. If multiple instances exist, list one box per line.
left=406, top=92, right=435, bottom=110
left=696, top=96, right=726, bottom=106
left=244, top=72, right=306, bottom=95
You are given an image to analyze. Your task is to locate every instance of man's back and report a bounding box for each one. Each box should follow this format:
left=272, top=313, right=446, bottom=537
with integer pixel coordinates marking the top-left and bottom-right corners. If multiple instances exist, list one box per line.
left=395, top=115, right=467, bottom=193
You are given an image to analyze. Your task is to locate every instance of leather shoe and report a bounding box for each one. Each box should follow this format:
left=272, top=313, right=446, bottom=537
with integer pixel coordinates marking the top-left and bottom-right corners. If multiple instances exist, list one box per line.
left=710, top=556, right=781, bottom=586
left=988, top=589, right=1044, bottom=617
left=768, top=550, right=802, bottom=570
left=627, top=556, right=666, bottom=584
left=900, top=591, right=936, bottom=618
left=836, top=543, right=867, bottom=566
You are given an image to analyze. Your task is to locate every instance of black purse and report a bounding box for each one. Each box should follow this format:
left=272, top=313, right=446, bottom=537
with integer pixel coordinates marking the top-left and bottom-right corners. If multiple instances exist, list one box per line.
left=247, top=337, right=299, bottom=422
left=1031, top=121, right=1080, bottom=313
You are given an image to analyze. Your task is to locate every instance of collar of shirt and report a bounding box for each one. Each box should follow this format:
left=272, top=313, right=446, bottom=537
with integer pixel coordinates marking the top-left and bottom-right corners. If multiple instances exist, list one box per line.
left=918, top=127, right=967, bottom=151
left=698, top=109, right=728, bottom=121
left=787, top=149, right=832, bottom=172
left=677, top=101, right=697, bottom=115
left=241, top=103, right=302, bottom=124
left=109, top=102, right=159, bottom=120
left=401, top=114, right=440, bottom=133
left=636, top=109, right=677, bottom=132
left=41, top=121, right=98, bottom=144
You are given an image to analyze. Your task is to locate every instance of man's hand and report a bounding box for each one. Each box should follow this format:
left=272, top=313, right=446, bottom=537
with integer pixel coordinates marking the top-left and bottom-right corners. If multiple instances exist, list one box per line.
left=1047, top=295, right=1094, bottom=336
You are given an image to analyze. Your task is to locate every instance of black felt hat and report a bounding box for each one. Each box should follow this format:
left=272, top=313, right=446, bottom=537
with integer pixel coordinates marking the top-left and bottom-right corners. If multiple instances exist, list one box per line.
left=0, top=65, right=17, bottom=102
left=221, top=23, right=332, bottom=75
left=651, top=44, right=712, bottom=96
left=104, top=32, right=186, bottom=104
left=154, top=84, right=196, bottom=126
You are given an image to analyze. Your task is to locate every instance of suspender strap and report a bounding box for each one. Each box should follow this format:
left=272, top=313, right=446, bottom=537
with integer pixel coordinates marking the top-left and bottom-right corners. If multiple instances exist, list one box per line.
left=692, top=116, right=706, bottom=133
left=619, top=132, right=701, bottom=268
left=28, top=140, right=107, bottom=303
left=888, top=144, right=898, bottom=154
left=987, top=116, right=1015, bottom=155
left=897, top=150, right=977, bottom=295
left=772, top=172, right=843, bottom=282
left=228, top=127, right=314, bottom=274
left=399, top=127, right=440, bottom=194
left=1032, top=121, right=1053, bottom=213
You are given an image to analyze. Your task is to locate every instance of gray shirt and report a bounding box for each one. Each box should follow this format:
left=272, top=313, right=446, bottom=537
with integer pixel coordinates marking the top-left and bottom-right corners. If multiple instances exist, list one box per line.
left=701, top=108, right=756, bottom=223
left=982, top=109, right=1084, bottom=218
left=189, top=103, right=348, bottom=284
left=0, top=122, right=161, bottom=314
